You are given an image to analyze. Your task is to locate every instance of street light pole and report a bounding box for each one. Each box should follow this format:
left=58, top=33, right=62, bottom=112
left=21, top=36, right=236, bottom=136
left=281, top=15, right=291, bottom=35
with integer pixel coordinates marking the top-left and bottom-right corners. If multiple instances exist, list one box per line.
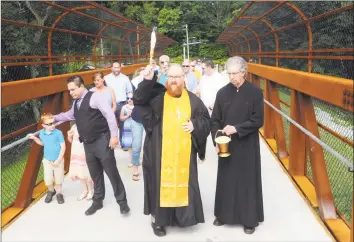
left=183, top=45, right=186, bottom=60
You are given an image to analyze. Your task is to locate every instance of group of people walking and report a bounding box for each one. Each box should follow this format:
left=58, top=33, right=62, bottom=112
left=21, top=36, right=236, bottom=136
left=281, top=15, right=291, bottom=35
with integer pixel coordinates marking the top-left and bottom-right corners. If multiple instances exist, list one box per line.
left=28, top=55, right=264, bottom=237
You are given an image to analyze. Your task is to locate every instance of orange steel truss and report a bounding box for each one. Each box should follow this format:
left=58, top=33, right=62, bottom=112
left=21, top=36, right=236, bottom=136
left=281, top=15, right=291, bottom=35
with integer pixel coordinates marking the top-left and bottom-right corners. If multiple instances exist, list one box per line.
left=217, top=1, right=353, bottom=73
left=1, top=1, right=175, bottom=75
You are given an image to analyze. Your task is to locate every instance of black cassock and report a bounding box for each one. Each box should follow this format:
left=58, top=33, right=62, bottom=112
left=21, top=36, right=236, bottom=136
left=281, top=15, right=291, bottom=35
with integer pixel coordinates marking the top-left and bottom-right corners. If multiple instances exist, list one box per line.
left=211, top=80, right=264, bottom=228
left=133, top=77, right=211, bottom=227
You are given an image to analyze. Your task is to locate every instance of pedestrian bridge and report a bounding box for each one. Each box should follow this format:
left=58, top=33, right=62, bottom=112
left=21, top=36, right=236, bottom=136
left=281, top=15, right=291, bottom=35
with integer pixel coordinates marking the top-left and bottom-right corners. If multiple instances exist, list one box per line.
left=1, top=136, right=335, bottom=241
left=1, top=1, right=353, bottom=242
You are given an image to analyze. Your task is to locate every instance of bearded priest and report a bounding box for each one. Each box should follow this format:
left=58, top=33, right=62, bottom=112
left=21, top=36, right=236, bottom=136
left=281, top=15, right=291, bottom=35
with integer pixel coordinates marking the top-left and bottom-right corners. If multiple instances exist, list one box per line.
left=133, top=64, right=210, bottom=237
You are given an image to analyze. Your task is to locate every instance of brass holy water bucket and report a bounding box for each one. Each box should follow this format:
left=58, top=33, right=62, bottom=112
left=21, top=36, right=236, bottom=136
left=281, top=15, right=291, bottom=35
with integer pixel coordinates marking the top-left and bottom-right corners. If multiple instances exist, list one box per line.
left=215, top=130, right=231, bottom=157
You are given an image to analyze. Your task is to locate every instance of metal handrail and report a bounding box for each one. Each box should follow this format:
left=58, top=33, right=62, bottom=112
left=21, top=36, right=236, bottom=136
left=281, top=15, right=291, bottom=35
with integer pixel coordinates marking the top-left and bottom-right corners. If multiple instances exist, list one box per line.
left=264, top=99, right=353, bottom=171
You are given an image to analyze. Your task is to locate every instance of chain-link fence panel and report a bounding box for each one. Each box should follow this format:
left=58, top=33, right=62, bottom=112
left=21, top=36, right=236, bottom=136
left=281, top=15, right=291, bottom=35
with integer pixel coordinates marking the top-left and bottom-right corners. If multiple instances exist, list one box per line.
left=259, top=79, right=353, bottom=224
left=219, top=1, right=353, bottom=78
left=1, top=1, right=174, bottom=81
left=312, top=98, right=353, bottom=223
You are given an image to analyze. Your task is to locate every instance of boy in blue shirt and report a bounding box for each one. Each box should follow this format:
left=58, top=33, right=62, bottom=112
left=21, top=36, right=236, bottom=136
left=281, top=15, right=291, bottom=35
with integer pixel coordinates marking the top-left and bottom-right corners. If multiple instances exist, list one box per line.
left=28, top=113, right=66, bottom=204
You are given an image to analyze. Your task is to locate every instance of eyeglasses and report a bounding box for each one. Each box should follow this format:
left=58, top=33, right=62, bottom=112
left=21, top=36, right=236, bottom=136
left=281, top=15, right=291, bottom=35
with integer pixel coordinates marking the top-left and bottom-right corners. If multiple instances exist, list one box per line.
left=44, top=122, right=55, bottom=126
left=182, top=65, right=189, bottom=67
left=167, top=75, right=183, bottom=80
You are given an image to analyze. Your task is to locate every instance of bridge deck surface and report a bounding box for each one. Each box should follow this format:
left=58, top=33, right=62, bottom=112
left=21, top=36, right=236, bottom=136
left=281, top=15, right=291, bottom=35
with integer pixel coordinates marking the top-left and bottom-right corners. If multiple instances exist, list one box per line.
left=2, top=136, right=332, bottom=241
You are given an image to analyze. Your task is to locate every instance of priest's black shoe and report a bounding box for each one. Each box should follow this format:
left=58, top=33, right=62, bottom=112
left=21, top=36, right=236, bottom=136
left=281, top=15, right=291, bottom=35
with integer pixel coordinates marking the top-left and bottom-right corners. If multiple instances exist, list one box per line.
left=151, top=223, right=166, bottom=237
left=120, top=204, right=130, bottom=214
left=85, top=203, right=103, bottom=216
left=244, top=226, right=255, bottom=234
left=213, top=218, right=225, bottom=226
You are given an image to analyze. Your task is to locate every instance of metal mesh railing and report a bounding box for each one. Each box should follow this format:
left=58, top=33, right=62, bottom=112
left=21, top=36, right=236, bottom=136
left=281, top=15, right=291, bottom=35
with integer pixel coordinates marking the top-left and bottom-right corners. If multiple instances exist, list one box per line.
left=312, top=98, right=353, bottom=223
left=278, top=86, right=291, bottom=151
left=257, top=78, right=353, bottom=224
left=1, top=1, right=174, bottom=81
left=218, top=1, right=354, bottom=79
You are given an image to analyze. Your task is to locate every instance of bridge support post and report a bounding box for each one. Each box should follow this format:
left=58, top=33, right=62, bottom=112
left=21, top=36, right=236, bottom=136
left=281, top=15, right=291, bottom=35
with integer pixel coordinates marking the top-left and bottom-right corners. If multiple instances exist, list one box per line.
left=268, top=81, right=288, bottom=158
left=13, top=92, right=70, bottom=208
left=263, top=79, right=288, bottom=158
left=252, top=75, right=260, bottom=87
left=289, top=90, right=306, bottom=175
left=299, top=93, right=336, bottom=219
left=263, top=79, right=275, bottom=139
left=351, top=191, right=353, bottom=242
left=60, top=91, right=71, bottom=173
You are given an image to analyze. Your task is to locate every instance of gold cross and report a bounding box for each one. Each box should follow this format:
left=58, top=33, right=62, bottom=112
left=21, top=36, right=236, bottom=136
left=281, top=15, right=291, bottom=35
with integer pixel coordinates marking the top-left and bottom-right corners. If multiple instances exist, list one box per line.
left=176, top=109, right=181, bottom=119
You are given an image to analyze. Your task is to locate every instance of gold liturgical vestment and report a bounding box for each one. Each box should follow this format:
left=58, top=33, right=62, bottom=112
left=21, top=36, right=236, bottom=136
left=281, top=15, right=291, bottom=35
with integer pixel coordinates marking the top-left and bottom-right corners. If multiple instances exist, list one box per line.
left=160, top=89, right=192, bottom=207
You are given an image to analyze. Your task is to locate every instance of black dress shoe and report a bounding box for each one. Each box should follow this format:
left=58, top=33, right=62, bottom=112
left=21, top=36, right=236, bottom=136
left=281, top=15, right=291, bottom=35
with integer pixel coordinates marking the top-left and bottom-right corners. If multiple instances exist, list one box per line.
left=151, top=223, right=166, bottom=237
left=85, top=203, right=103, bottom=216
left=213, top=218, right=225, bottom=226
left=44, top=190, right=56, bottom=203
left=244, top=226, right=255, bottom=234
left=120, top=204, right=130, bottom=214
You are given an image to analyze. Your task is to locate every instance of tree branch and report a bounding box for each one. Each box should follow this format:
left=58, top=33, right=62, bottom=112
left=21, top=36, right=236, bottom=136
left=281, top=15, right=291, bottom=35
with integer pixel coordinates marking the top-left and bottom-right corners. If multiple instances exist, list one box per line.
left=42, top=4, right=53, bottom=24
left=25, top=1, right=41, bottom=23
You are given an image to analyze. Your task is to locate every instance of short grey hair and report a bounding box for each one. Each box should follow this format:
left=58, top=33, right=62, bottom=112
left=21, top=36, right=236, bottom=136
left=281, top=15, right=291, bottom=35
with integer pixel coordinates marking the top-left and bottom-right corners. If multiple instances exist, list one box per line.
left=226, top=56, right=248, bottom=74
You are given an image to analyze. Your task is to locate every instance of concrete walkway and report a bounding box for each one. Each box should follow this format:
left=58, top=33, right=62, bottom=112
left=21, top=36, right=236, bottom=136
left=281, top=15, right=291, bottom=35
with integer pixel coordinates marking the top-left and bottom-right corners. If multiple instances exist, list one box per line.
left=2, top=136, right=333, bottom=241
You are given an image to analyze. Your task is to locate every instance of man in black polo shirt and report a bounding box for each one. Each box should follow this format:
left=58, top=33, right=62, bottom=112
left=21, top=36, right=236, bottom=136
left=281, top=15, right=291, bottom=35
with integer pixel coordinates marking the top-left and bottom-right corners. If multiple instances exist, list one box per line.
left=54, top=76, right=130, bottom=216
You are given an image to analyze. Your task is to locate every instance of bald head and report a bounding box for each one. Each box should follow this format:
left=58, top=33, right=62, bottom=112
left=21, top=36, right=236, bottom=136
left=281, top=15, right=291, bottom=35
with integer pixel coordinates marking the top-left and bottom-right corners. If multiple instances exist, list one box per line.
left=167, top=63, right=184, bottom=76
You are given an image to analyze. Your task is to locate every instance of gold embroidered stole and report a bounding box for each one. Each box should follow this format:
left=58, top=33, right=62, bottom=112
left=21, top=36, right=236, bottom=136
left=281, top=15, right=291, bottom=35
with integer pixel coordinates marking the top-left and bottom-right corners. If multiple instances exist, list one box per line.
left=160, top=89, right=192, bottom=207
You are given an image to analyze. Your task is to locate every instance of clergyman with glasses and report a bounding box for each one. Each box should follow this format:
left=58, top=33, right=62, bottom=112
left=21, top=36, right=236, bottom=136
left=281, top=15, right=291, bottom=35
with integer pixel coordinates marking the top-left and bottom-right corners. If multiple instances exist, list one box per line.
left=133, top=63, right=211, bottom=237
left=210, top=56, right=264, bottom=234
